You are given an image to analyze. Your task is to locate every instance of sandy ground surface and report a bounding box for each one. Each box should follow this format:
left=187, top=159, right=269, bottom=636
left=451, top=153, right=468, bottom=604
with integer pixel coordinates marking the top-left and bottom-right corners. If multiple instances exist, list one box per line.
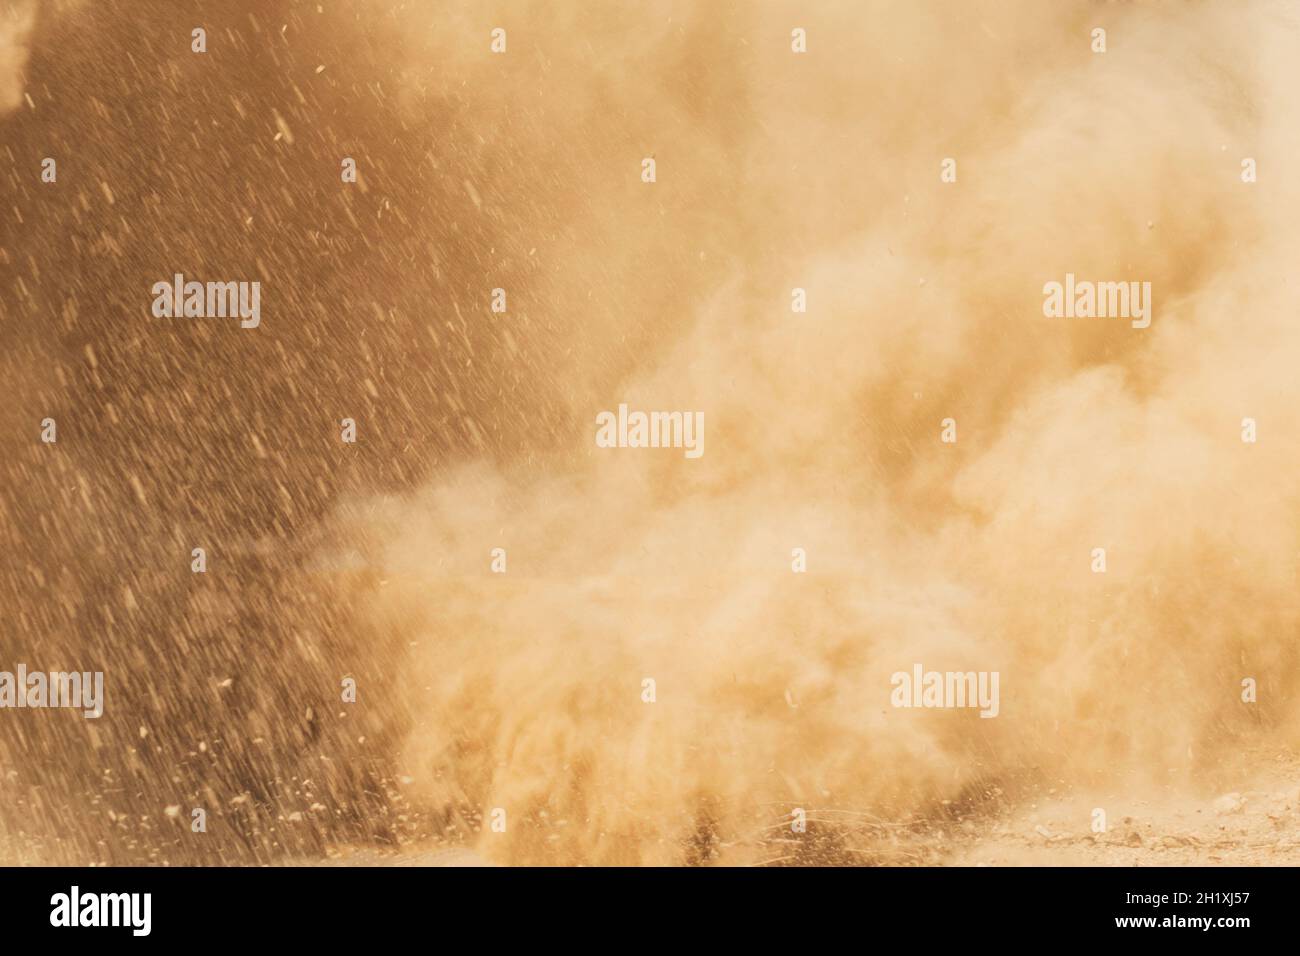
left=308, top=754, right=1300, bottom=867
left=946, top=774, right=1300, bottom=867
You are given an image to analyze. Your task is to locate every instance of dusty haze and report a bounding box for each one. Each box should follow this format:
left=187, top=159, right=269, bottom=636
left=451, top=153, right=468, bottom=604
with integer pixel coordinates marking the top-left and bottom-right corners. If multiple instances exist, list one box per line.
left=1, top=0, right=1298, bottom=865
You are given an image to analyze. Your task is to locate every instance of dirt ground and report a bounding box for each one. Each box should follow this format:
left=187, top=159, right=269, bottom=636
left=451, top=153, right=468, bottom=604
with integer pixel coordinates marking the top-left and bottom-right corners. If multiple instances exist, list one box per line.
left=308, top=750, right=1300, bottom=867
left=944, top=765, right=1300, bottom=867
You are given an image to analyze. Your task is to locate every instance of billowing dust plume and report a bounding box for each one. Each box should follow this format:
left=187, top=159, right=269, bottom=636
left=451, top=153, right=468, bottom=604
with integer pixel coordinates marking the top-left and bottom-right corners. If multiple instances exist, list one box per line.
left=1, top=0, right=1297, bottom=865
left=343, top=0, right=1300, bottom=865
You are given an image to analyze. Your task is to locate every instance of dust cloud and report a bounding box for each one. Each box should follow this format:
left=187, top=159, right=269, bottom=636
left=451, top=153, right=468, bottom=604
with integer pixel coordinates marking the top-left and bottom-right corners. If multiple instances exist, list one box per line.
left=1, top=1, right=1297, bottom=865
